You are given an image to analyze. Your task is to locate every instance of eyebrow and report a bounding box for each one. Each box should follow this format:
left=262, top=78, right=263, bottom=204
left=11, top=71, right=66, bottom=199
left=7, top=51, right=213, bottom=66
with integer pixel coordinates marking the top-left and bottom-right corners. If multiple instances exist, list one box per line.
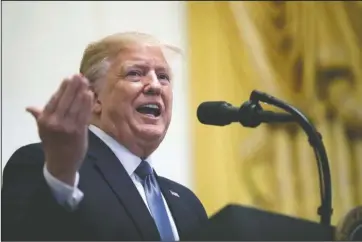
left=121, top=62, right=171, bottom=74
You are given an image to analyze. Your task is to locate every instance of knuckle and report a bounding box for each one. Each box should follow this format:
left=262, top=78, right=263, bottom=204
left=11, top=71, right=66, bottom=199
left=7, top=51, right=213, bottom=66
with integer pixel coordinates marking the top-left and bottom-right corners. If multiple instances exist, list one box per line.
left=80, top=76, right=89, bottom=86
left=64, top=126, right=76, bottom=135
left=69, top=108, right=78, bottom=117
left=40, top=115, right=72, bottom=134
left=47, top=117, right=62, bottom=131
left=63, top=79, right=71, bottom=85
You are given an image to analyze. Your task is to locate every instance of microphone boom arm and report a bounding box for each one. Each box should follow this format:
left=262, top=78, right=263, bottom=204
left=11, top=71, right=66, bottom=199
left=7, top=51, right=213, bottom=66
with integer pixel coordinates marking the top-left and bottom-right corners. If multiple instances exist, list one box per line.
left=238, top=100, right=295, bottom=128
left=249, top=90, right=333, bottom=226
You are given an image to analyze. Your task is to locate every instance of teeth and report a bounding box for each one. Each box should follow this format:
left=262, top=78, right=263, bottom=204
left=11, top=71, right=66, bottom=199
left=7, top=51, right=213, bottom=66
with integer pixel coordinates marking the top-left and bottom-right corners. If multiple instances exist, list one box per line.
left=141, top=104, right=159, bottom=109
left=136, top=103, right=161, bottom=117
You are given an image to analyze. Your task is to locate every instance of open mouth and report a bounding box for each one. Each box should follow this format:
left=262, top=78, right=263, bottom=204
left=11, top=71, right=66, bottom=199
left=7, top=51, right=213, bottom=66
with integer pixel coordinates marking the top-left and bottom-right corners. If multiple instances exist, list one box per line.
left=136, top=103, right=161, bottom=117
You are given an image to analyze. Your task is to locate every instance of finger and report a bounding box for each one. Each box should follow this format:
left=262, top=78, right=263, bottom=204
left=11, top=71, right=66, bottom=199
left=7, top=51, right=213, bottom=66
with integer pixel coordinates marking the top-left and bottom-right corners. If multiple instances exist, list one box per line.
left=56, top=74, right=86, bottom=118
left=64, top=85, right=88, bottom=124
left=26, top=107, right=42, bottom=120
left=76, top=90, right=94, bottom=127
left=43, top=80, right=69, bottom=115
left=64, top=75, right=90, bottom=120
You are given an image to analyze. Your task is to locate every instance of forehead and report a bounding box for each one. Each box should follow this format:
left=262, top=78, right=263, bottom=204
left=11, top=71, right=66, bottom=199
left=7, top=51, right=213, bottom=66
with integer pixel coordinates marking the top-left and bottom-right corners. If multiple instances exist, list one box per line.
left=115, top=44, right=171, bottom=70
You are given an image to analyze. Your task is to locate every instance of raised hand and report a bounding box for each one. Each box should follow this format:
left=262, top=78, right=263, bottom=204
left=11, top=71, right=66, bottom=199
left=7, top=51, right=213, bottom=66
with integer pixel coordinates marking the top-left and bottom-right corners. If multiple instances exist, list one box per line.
left=27, top=74, right=94, bottom=186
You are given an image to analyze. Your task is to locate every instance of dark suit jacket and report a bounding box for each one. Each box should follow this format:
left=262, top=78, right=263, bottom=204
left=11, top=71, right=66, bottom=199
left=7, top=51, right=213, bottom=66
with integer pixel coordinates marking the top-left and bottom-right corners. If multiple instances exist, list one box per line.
left=2, top=131, right=208, bottom=241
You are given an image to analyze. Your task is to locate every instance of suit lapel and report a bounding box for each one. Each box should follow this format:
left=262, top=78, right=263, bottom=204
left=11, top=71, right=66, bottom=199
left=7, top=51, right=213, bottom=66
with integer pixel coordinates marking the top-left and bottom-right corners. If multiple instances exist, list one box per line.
left=157, top=177, right=194, bottom=239
left=87, top=131, right=160, bottom=240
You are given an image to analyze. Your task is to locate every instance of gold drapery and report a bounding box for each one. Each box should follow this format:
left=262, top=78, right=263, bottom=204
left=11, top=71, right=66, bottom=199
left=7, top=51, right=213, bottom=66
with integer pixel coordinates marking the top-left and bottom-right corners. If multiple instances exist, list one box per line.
left=187, top=1, right=362, bottom=225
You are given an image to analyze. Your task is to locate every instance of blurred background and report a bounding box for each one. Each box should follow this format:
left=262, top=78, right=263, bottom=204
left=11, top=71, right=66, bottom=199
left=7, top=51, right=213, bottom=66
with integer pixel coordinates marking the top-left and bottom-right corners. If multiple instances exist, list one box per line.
left=2, top=1, right=361, bottom=226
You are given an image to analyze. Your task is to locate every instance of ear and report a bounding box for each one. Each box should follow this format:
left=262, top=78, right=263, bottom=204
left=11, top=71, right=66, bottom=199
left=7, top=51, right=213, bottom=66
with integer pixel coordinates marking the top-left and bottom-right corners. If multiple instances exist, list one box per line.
left=92, top=93, right=102, bottom=115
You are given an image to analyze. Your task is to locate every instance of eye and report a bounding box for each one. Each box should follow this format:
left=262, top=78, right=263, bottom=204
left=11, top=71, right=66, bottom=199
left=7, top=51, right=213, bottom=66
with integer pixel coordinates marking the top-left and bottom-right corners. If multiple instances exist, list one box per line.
left=126, top=70, right=142, bottom=77
left=158, top=73, right=170, bottom=82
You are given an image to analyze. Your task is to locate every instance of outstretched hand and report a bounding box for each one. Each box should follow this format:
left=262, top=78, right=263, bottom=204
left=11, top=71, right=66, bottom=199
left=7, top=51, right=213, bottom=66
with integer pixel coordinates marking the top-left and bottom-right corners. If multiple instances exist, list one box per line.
left=27, top=74, right=94, bottom=186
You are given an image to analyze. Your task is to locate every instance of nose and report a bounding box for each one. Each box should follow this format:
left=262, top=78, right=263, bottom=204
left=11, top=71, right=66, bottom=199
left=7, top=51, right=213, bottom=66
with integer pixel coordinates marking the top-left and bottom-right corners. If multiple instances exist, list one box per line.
left=143, top=70, right=161, bottom=96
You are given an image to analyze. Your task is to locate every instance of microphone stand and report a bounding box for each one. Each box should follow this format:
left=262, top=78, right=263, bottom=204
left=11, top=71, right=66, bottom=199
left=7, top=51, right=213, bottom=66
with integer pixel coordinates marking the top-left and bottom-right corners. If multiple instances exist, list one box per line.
left=248, top=90, right=333, bottom=226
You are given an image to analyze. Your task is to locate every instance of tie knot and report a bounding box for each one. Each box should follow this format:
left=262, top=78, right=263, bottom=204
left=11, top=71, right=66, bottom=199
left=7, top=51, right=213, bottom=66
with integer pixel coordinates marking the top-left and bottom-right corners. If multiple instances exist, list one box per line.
left=135, top=161, right=153, bottom=180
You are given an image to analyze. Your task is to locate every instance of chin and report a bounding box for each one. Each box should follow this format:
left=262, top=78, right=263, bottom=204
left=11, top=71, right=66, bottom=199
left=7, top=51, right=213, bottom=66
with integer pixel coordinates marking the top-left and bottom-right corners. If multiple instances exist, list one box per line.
left=137, top=125, right=166, bottom=141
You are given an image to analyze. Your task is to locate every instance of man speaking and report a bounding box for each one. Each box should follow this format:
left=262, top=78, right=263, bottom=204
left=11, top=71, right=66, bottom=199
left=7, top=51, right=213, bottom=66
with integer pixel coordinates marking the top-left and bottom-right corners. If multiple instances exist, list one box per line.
left=2, top=32, right=208, bottom=241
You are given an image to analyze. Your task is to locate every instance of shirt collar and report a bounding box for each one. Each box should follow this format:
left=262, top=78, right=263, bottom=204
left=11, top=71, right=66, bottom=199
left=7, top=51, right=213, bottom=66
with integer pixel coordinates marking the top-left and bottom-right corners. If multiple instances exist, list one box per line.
left=88, top=124, right=153, bottom=176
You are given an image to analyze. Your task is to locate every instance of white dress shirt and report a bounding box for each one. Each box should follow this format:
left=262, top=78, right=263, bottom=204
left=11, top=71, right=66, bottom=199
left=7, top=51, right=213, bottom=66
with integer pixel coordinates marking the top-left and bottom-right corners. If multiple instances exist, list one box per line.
left=43, top=124, right=180, bottom=240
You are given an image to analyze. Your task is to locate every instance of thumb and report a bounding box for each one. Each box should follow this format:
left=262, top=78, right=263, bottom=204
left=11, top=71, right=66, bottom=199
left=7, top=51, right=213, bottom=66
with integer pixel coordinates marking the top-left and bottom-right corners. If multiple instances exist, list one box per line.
left=26, top=107, right=42, bottom=120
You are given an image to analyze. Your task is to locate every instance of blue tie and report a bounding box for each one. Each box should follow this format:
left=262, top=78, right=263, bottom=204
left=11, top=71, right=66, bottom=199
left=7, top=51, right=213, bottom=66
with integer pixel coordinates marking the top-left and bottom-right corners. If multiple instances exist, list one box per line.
left=135, top=161, right=175, bottom=241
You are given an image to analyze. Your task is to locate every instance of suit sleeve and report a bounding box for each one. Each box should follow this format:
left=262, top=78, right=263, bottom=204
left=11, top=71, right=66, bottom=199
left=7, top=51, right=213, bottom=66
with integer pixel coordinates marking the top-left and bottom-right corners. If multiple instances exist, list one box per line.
left=1, top=144, right=84, bottom=241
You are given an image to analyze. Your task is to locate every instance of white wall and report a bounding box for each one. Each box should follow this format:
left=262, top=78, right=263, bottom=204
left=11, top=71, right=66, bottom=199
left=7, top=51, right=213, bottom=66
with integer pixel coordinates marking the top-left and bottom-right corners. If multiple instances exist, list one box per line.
left=2, top=1, right=193, bottom=188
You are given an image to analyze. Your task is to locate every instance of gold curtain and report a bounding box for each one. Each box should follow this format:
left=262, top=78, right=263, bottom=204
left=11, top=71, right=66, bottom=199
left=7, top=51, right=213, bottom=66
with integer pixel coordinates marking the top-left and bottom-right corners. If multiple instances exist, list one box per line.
left=187, top=1, right=362, bottom=225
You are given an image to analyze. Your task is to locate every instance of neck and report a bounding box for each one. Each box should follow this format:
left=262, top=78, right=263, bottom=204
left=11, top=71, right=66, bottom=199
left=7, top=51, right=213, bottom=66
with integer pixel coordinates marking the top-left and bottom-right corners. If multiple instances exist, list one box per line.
left=90, top=121, right=158, bottom=158
left=125, top=140, right=157, bottom=159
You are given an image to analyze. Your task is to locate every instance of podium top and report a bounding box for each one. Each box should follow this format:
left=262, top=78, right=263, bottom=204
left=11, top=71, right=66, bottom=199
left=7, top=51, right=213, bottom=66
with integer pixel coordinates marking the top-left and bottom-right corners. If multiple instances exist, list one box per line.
left=185, top=204, right=335, bottom=241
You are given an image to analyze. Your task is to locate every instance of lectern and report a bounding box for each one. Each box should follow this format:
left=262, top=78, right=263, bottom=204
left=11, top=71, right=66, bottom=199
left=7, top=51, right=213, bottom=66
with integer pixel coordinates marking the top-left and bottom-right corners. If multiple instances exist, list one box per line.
left=185, top=204, right=335, bottom=241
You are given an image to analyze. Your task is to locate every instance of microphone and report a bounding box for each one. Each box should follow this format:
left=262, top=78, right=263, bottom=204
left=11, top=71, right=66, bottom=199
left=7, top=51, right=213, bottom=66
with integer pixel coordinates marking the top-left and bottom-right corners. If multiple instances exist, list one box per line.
left=197, top=90, right=333, bottom=226
left=197, top=100, right=294, bottom=127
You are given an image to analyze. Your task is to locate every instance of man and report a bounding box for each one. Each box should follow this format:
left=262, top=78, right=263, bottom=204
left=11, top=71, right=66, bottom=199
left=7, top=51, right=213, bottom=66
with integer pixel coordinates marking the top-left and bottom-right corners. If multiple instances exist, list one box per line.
left=2, top=32, right=208, bottom=241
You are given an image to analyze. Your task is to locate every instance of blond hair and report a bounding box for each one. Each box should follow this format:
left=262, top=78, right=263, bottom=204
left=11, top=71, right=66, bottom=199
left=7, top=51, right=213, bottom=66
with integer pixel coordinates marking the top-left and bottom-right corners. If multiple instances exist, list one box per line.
left=79, top=32, right=181, bottom=91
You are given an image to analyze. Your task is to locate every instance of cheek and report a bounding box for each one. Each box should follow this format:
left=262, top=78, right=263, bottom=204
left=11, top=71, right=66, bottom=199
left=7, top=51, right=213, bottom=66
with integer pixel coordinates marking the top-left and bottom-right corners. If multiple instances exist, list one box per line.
left=168, top=90, right=174, bottom=108
left=103, top=88, right=128, bottom=116
left=164, top=91, right=173, bottom=116
left=164, top=87, right=173, bottom=103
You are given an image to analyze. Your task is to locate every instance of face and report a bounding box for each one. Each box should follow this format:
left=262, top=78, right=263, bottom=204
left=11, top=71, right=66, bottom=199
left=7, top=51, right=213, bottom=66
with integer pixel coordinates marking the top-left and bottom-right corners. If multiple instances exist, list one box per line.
left=93, top=44, right=173, bottom=156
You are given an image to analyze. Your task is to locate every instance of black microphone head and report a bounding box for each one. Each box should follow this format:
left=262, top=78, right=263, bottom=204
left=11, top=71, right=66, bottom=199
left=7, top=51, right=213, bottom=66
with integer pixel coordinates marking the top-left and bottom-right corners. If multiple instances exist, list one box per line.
left=197, top=101, right=237, bottom=126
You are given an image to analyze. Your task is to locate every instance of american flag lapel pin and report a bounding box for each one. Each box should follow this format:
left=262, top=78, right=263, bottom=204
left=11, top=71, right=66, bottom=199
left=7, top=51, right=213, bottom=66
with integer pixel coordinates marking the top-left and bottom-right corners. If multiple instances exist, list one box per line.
left=170, top=190, right=180, bottom=198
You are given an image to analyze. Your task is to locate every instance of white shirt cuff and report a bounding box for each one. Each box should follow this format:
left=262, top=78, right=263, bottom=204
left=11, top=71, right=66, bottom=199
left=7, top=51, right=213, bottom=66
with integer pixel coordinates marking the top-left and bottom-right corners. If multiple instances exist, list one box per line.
left=43, top=165, right=84, bottom=210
